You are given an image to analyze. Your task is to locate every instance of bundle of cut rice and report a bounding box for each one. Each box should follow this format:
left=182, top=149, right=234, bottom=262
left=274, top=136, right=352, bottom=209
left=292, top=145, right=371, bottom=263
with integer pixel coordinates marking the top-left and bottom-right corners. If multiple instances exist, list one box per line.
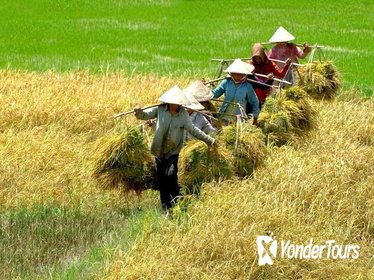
left=219, top=123, right=268, bottom=177
left=278, top=87, right=317, bottom=134
left=259, top=98, right=293, bottom=146
left=258, top=111, right=292, bottom=146
left=92, top=126, right=155, bottom=193
left=297, top=60, right=342, bottom=100
left=179, top=140, right=234, bottom=191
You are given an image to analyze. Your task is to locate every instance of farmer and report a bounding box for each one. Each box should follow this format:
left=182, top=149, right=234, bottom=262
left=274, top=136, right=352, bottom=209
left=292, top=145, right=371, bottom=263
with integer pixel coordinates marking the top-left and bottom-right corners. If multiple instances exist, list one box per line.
left=268, top=26, right=311, bottom=84
left=212, top=59, right=260, bottom=126
left=184, top=104, right=217, bottom=141
left=183, top=80, right=219, bottom=134
left=250, top=43, right=291, bottom=107
left=134, top=85, right=216, bottom=210
left=184, top=80, right=216, bottom=113
left=246, top=63, right=275, bottom=115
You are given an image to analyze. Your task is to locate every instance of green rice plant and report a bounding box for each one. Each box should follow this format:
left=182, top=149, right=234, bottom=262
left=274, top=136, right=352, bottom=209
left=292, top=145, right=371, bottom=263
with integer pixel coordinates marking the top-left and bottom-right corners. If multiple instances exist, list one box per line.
left=92, top=126, right=155, bottom=193
left=297, top=61, right=342, bottom=100
left=0, top=205, right=126, bottom=279
left=0, top=0, right=372, bottom=95
left=218, top=123, right=268, bottom=177
left=179, top=140, right=234, bottom=190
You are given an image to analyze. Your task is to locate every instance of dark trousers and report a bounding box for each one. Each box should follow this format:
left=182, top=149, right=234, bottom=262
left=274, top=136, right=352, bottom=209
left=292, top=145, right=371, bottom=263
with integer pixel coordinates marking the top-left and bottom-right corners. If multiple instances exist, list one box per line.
left=155, top=154, right=182, bottom=210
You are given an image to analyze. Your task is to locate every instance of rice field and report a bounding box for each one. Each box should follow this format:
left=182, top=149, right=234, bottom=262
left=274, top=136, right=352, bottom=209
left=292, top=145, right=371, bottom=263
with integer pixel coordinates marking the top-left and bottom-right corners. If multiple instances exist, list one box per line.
left=0, top=0, right=373, bottom=279
left=0, top=71, right=179, bottom=278
left=100, top=88, right=374, bottom=279
left=0, top=70, right=373, bottom=279
left=0, top=0, right=373, bottom=95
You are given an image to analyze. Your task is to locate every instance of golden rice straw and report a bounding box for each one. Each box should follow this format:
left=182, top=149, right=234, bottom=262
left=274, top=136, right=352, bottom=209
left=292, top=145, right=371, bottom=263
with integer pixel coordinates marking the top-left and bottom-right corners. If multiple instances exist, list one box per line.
left=179, top=140, right=234, bottom=191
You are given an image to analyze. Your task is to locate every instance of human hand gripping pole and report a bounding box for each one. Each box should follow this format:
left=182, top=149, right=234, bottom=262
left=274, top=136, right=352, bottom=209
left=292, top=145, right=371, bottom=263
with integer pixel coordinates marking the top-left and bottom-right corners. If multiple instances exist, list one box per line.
left=133, top=104, right=142, bottom=116
left=113, top=104, right=160, bottom=119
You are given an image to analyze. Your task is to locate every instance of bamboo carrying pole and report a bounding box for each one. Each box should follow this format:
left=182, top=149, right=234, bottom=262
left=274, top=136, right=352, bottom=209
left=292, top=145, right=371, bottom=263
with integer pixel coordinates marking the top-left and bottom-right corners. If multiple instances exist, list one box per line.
left=211, top=58, right=251, bottom=63
left=253, top=73, right=292, bottom=85
left=204, top=76, right=278, bottom=88
left=260, top=42, right=325, bottom=48
left=247, top=78, right=279, bottom=89
left=209, top=59, right=292, bottom=86
left=203, top=76, right=227, bottom=85
left=268, top=58, right=304, bottom=67
left=183, top=106, right=219, bottom=121
left=114, top=104, right=161, bottom=118
left=114, top=103, right=219, bottom=121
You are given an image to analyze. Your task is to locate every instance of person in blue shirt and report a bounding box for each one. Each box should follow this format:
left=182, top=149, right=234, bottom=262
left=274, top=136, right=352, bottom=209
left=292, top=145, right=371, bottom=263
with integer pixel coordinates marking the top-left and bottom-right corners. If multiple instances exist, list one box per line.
left=212, top=59, right=260, bottom=126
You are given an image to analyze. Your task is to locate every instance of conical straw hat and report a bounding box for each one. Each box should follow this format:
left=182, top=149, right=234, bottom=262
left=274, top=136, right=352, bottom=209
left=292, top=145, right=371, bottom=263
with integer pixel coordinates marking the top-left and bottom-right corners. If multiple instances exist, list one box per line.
left=159, top=85, right=190, bottom=105
left=225, top=58, right=252, bottom=75
left=183, top=80, right=213, bottom=102
left=184, top=88, right=205, bottom=110
left=269, top=26, right=295, bottom=43
left=243, top=61, right=255, bottom=73
left=225, top=59, right=253, bottom=75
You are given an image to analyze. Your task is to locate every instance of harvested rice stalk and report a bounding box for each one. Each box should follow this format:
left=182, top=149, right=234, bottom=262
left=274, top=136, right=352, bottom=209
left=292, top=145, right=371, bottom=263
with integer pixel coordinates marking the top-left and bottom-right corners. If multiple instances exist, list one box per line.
left=92, top=126, right=155, bottom=193
left=281, top=85, right=308, bottom=101
left=258, top=108, right=292, bottom=146
left=297, top=60, right=342, bottom=99
left=278, top=87, right=317, bottom=134
left=179, top=140, right=234, bottom=190
left=219, top=123, right=268, bottom=177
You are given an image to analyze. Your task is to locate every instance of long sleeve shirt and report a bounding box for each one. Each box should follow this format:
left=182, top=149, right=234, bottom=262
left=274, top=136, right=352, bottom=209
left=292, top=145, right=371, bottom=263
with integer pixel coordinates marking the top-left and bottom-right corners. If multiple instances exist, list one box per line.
left=185, top=112, right=217, bottom=140
left=268, top=43, right=308, bottom=64
left=135, top=104, right=215, bottom=159
left=212, top=78, right=260, bottom=118
left=250, top=61, right=290, bottom=102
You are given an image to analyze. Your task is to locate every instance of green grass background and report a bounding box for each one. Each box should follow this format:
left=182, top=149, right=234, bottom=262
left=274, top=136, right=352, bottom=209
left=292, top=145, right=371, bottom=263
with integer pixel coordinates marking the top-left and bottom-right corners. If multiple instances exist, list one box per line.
left=0, top=0, right=373, bottom=95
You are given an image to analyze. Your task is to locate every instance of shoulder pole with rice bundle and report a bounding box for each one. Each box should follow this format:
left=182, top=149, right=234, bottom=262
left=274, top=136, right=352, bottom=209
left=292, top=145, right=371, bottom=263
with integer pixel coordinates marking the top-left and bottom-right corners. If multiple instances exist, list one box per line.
left=211, top=58, right=252, bottom=63
left=114, top=103, right=218, bottom=121
left=267, top=58, right=305, bottom=83
left=260, top=42, right=325, bottom=48
left=246, top=77, right=279, bottom=89
left=204, top=75, right=279, bottom=89
left=203, top=76, right=227, bottom=85
left=181, top=106, right=219, bottom=121
left=211, top=58, right=252, bottom=78
left=253, top=73, right=292, bottom=85
left=268, top=58, right=304, bottom=67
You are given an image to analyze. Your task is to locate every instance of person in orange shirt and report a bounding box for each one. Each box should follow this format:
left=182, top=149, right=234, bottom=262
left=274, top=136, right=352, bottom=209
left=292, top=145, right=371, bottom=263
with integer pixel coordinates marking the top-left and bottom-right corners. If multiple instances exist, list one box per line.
left=250, top=43, right=291, bottom=107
